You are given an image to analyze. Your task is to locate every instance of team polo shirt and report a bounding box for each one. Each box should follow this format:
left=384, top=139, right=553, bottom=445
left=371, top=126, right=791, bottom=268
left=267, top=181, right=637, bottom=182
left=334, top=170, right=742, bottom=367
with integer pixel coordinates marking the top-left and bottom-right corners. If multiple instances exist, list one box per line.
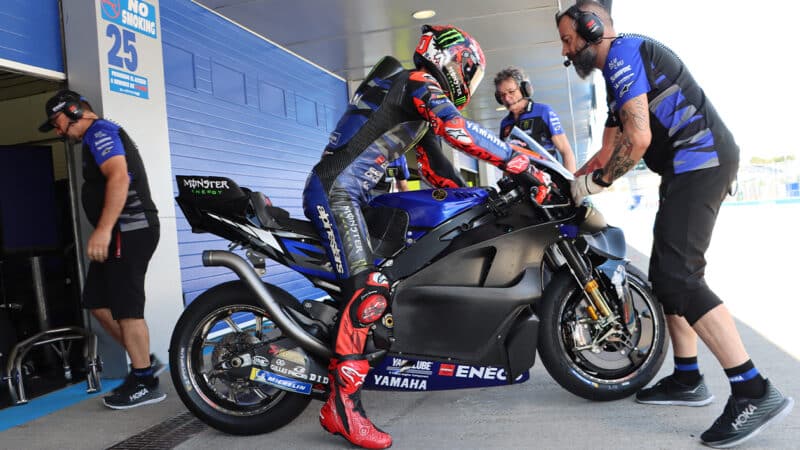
left=603, top=34, right=738, bottom=175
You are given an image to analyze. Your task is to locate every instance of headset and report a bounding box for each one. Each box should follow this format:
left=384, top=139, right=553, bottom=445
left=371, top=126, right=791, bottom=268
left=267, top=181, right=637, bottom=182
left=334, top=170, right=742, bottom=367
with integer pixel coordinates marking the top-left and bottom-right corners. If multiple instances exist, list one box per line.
left=560, top=5, right=605, bottom=44
left=494, top=69, right=532, bottom=105
left=61, top=91, right=85, bottom=121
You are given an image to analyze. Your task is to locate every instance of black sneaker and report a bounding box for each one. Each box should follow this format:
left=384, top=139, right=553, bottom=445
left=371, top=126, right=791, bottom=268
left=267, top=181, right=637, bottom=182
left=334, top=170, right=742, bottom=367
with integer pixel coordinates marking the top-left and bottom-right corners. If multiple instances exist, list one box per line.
left=700, top=380, right=793, bottom=448
left=110, top=371, right=137, bottom=395
left=636, top=374, right=714, bottom=406
left=103, top=378, right=166, bottom=410
left=150, top=353, right=167, bottom=378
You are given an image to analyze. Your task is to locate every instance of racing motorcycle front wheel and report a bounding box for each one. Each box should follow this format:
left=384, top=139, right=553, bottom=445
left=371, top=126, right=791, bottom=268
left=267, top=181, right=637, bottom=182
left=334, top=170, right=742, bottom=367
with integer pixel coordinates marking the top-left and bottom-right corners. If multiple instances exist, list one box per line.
left=537, top=264, right=668, bottom=401
left=169, top=281, right=312, bottom=435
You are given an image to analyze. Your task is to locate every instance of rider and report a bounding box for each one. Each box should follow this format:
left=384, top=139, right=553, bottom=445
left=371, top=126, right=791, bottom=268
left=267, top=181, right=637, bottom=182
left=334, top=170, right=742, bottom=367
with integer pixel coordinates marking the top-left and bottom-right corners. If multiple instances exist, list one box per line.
left=302, top=24, right=548, bottom=449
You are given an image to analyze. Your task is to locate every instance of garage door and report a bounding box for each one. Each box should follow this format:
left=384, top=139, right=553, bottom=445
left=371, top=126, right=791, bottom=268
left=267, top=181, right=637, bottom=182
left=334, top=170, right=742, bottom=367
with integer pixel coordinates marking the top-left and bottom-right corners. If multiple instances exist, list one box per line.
left=161, top=1, right=347, bottom=304
left=0, top=1, right=63, bottom=76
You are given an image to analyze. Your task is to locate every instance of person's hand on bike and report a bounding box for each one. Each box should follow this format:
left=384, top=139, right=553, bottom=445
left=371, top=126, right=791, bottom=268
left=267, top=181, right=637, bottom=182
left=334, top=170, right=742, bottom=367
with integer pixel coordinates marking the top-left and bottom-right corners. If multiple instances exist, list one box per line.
left=504, top=154, right=552, bottom=204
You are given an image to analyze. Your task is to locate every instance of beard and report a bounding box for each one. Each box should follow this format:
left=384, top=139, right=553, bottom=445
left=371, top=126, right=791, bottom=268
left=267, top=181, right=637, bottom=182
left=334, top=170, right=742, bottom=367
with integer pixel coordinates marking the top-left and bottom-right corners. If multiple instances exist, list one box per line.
left=573, top=45, right=597, bottom=79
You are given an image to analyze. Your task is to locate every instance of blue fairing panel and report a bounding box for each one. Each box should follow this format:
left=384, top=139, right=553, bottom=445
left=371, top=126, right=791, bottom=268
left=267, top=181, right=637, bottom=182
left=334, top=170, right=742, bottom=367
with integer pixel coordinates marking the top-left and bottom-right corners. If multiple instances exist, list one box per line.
left=369, top=188, right=490, bottom=229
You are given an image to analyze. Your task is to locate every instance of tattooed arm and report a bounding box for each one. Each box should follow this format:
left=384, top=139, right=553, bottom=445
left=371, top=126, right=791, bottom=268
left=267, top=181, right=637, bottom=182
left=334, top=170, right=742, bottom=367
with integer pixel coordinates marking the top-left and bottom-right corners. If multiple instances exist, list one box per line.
left=574, top=126, right=621, bottom=176
left=596, top=93, right=651, bottom=185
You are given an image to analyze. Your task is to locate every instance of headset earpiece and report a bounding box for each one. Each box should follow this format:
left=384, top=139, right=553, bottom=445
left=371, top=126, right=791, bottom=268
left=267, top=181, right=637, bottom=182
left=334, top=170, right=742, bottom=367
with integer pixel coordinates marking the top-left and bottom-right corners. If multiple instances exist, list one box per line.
left=565, top=5, right=605, bottom=44
left=63, top=100, right=84, bottom=121
left=519, top=79, right=531, bottom=98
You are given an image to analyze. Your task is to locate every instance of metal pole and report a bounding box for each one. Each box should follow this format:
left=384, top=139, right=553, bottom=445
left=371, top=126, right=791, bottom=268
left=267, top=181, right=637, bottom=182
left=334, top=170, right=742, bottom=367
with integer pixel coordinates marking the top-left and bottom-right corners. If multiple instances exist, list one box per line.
left=63, top=141, right=90, bottom=328
left=30, top=256, right=49, bottom=332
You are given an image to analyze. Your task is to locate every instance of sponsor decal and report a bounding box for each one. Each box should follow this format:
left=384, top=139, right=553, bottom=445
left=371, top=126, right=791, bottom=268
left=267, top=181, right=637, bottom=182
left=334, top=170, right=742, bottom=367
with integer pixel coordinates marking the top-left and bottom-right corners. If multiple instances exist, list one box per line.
left=329, top=131, right=341, bottom=146
left=274, top=348, right=305, bottom=365
left=308, top=372, right=329, bottom=384
left=182, top=177, right=230, bottom=190
left=444, top=65, right=465, bottom=104
left=438, top=364, right=455, bottom=376
left=416, top=34, right=432, bottom=53
left=250, top=368, right=312, bottom=395
left=317, top=205, right=344, bottom=274
left=437, top=29, right=465, bottom=47
left=619, top=81, right=634, bottom=97
left=608, top=57, right=625, bottom=71
left=432, top=189, right=447, bottom=201
left=386, top=358, right=434, bottom=377
left=733, top=404, right=758, bottom=430
left=269, top=360, right=308, bottom=379
left=465, top=121, right=506, bottom=149
left=341, top=365, right=367, bottom=387
left=609, top=65, right=632, bottom=83
left=454, top=365, right=508, bottom=381
left=445, top=127, right=472, bottom=145
left=375, top=155, right=386, bottom=165
left=372, top=375, right=428, bottom=390
left=613, top=73, right=634, bottom=91
left=252, top=356, right=269, bottom=367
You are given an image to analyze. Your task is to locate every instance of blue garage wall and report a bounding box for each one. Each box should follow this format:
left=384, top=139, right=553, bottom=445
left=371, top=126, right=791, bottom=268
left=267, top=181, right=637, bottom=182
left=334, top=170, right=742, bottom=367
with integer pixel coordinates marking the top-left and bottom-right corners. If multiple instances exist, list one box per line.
left=0, top=0, right=64, bottom=73
left=161, top=1, right=346, bottom=304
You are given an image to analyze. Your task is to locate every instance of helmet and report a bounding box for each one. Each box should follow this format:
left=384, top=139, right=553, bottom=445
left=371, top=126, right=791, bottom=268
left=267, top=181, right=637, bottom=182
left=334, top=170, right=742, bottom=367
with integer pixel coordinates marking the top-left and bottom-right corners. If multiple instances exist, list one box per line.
left=413, top=25, right=486, bottom=110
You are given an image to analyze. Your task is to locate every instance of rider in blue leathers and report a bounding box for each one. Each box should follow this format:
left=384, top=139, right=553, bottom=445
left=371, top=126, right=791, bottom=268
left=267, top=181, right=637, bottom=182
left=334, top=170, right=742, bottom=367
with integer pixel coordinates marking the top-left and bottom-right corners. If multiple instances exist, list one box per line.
left=303, top=24, right=547, bottom=449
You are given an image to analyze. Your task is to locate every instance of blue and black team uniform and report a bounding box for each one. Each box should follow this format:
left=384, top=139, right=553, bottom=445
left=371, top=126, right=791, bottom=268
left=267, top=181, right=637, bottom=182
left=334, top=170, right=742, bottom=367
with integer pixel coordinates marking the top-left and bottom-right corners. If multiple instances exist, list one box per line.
left=604, top=34, right=739, bottom=323
left=81, top=119, right=159, bottom=320
left=303, top=56, right=521, bottom=283
left=371, top=154, right=411, bottom=195
left=499, top=100, right=566, bottom=161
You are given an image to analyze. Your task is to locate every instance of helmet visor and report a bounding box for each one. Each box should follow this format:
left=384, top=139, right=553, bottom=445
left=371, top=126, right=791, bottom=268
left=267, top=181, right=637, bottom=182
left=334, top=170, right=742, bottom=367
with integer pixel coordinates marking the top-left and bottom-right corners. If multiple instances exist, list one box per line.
left=468, top=65, right=484, bottom=96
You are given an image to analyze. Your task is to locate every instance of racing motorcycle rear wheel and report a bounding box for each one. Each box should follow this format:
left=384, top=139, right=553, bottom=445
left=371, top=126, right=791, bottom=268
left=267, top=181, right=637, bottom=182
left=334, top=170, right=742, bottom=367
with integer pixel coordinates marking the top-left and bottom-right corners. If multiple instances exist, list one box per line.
left=537, top=264, right=667, bottom=401
left=169, top=281, right=312, bottom=435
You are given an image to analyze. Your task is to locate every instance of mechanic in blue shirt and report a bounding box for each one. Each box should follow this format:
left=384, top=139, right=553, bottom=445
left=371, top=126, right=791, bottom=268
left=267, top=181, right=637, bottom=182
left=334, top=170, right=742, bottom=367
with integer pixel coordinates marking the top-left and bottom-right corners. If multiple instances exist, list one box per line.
left=557, top=2, right=793, bottom=447
left=494, top=66, right=577, bottom=172
left=39, top=90, right=165, bottom=410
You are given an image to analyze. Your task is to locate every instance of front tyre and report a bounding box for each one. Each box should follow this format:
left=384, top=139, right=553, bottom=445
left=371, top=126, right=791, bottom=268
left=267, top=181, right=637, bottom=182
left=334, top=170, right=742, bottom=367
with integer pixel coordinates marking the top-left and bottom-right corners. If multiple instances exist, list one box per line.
left=169, top=282, right=312, bottom=435
left=538, top=264, right=667, bottom=401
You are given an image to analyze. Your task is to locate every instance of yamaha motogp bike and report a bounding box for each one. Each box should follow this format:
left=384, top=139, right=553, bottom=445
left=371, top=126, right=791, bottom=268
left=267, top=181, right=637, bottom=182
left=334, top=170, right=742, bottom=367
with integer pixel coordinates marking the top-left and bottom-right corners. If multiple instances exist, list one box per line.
left=168, top=128, right=667, bottom=435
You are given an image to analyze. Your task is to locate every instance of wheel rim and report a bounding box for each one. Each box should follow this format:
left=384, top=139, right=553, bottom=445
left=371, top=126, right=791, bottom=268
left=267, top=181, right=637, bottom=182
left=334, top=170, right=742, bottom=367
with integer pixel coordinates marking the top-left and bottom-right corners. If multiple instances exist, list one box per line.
left=184, top=304, right=289, bottom=416
left=558, top=279, right=662, bottom=385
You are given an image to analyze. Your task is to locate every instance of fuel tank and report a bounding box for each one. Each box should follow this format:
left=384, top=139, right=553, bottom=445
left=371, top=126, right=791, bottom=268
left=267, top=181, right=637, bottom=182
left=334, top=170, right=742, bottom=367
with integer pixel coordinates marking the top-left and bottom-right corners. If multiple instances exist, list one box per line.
left=369, top=188, right=490, bottom=229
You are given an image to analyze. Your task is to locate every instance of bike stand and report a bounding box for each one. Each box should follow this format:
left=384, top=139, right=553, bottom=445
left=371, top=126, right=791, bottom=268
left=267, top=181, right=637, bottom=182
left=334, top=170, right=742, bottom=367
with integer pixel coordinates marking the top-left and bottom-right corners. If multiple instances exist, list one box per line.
left=2, top=326, right=102, bottom=405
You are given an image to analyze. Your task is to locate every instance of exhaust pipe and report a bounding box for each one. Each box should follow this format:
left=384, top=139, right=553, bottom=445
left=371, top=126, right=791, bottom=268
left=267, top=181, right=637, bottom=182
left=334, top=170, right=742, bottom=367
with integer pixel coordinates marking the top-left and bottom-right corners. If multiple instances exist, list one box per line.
left=202, top=250, right=332, bottom=359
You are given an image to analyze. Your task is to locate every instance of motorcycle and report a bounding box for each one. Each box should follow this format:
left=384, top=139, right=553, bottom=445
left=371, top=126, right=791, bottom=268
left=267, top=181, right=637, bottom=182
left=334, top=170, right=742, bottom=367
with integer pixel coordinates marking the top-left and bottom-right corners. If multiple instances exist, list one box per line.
left=168, top=128, right=668, bottom=435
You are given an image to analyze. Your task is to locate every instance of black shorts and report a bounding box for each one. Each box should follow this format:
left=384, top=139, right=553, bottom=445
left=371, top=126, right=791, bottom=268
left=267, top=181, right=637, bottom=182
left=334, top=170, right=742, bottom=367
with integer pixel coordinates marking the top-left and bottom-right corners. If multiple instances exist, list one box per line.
left=82, top=225, right=159, bottom=320
left=649, top=162, right=738, bottom=320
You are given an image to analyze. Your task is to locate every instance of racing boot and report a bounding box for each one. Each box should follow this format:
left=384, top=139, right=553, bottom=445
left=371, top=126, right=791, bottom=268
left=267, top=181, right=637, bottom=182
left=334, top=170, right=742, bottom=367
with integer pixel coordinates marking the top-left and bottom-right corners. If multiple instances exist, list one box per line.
left=319, top=358, right=392, bottom=449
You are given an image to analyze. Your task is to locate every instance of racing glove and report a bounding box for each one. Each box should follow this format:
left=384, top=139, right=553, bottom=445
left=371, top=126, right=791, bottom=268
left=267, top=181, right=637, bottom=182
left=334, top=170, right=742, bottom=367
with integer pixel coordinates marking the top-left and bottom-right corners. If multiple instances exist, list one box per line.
left=570, top=169, right=610, bottom=204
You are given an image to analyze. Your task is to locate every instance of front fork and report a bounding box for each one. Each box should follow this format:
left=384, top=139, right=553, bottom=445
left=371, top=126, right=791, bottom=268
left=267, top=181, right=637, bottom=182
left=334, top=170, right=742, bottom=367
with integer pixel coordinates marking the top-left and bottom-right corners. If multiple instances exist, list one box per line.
left=553, top=239, right=615, bottom=322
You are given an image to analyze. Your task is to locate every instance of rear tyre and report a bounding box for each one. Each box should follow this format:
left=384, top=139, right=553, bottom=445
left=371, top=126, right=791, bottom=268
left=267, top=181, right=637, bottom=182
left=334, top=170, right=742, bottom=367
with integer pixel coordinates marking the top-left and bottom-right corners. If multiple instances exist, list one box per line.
left=169, top=282, right=312, bottom=435
left=538, top=264, right=667, bottom=401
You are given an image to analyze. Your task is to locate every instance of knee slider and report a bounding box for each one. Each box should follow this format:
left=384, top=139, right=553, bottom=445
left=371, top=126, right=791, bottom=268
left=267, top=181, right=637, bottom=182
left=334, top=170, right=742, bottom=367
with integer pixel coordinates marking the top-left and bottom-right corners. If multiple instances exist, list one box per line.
left=352, top=271, right=390, bottom=325
left=356, top=293, right=387, bottom=324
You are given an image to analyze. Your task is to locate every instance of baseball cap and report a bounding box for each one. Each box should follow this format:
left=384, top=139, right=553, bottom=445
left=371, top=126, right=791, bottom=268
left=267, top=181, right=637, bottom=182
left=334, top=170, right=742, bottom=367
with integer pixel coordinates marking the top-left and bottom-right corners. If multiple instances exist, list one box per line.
left=38, top=89, right=85, bottom=132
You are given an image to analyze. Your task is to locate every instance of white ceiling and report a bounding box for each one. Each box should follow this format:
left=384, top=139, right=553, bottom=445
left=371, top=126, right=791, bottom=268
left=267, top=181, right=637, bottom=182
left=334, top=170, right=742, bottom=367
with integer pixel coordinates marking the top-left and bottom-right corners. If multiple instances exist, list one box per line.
left=193, top=0, right=598, bottom=159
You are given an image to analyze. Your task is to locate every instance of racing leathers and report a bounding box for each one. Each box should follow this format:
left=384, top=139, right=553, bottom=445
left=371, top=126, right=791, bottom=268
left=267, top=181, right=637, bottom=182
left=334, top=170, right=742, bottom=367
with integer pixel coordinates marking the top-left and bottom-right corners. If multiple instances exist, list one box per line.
left=302, top=56, right=535, bottom=449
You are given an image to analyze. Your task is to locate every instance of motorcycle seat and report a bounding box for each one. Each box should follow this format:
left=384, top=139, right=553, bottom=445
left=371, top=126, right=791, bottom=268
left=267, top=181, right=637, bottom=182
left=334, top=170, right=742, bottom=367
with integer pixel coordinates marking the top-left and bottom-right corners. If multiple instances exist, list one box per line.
left=247, top=191, right=318, bottom=237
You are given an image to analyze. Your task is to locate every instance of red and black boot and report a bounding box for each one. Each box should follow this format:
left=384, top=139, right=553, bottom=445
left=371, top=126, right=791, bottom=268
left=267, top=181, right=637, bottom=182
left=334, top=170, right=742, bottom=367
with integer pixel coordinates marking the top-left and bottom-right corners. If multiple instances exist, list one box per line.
left=319, top=358, right=392, bottom=449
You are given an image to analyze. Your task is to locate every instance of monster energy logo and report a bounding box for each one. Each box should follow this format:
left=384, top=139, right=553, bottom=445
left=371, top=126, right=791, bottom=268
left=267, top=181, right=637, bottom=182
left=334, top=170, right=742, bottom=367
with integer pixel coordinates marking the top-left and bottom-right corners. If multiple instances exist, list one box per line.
left=437, top=29, right=465, bottom=47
